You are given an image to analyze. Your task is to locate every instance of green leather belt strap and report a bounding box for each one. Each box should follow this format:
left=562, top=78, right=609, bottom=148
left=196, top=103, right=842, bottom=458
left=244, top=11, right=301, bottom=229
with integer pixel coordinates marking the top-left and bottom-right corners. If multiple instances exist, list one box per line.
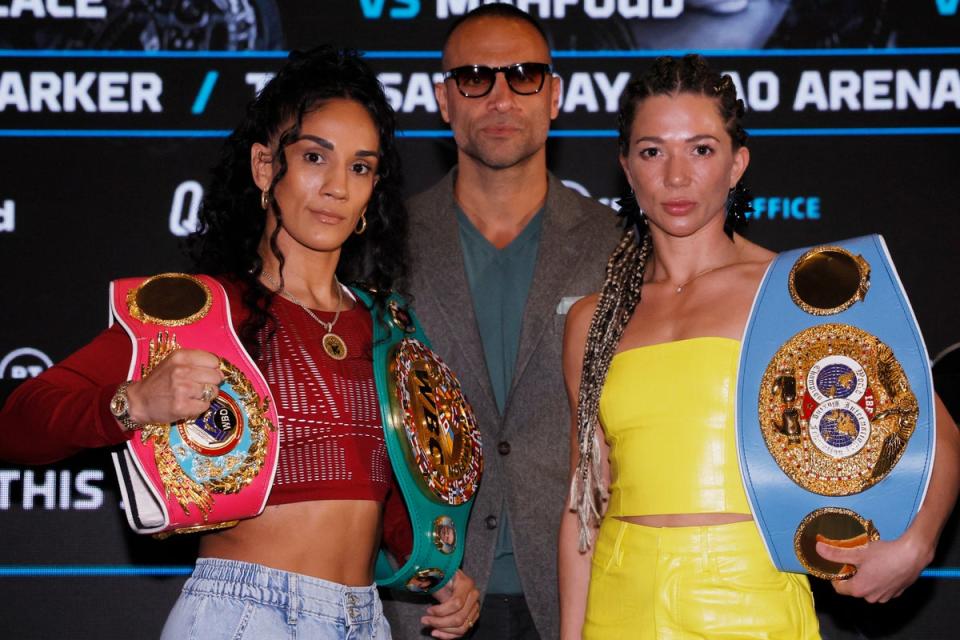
left=352, top=288, right=483, bottom=593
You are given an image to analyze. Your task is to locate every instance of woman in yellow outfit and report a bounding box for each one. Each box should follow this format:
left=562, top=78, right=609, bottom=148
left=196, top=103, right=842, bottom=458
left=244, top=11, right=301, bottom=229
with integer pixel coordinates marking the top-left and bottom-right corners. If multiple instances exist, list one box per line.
left=557, top=55, right=960, bottom=639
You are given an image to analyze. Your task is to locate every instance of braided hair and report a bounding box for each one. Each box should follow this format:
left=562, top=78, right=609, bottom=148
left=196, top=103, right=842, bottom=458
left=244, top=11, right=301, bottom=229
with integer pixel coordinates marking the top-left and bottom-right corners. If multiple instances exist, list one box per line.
left=569, top=54, right=748, bottom=550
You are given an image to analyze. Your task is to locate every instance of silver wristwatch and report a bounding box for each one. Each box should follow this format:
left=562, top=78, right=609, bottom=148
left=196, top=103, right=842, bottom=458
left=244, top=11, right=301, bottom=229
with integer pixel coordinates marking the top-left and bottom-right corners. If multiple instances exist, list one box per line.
left=109, top=381, right=142, bottom=432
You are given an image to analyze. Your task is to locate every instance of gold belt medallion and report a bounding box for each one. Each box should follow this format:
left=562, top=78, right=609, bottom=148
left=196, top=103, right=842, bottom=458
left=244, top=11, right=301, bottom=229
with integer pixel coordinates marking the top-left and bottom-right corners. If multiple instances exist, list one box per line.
left=758, top=323, right=919, bottom=496
left=388, top=338, right=482, bottom=505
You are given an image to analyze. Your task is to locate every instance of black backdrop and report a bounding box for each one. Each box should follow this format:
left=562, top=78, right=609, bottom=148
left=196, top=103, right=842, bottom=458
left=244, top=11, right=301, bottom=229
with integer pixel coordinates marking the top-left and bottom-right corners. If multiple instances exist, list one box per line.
left=1, top=1, right=959, bottom=638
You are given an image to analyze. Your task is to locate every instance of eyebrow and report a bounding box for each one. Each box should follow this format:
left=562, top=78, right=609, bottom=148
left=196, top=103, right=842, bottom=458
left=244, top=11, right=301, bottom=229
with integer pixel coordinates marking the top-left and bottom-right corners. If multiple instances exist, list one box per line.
left=298, top=135, right=334, bottom=150
left=634, top=134, right=721, bottom=144
left=298, top=134, right=379, bottom=158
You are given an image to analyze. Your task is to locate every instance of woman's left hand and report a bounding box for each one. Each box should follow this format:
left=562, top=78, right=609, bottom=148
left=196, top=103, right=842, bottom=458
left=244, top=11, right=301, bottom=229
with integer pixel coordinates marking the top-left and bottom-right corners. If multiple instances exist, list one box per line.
left=817, top=535, right=932, bottom=603
left=420, top=569, right=481, bottom=639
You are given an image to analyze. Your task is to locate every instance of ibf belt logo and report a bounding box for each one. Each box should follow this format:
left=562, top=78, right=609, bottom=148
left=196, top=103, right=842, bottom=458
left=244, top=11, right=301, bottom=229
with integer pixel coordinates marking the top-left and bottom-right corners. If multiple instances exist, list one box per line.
left=804, top=355, right=874, bottom=459
left=0, top=347, right=53, bottom=379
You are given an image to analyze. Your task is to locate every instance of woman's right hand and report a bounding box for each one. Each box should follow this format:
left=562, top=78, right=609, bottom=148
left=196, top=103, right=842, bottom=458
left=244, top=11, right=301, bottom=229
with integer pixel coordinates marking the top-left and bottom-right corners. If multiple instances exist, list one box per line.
left=125, top=349, right=223, bottom=424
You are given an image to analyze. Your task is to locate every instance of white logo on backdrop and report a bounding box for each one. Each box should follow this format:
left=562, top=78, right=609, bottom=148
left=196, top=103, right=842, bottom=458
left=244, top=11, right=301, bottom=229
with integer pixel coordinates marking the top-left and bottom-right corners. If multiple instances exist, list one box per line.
left=169, top=180, right=203, bottom=237
left=435, top=0, right=684, bottom=19
left=0, top=71, right=163, bottom=113
left=0, top=347, right=52, bottom=379
left=561, top=179, right=619, bottom=210
left=0, top=199, right=13, bottom=232
left=0, top=469, right=104, bottom=511
left=0, top=0, right=106, bottom=19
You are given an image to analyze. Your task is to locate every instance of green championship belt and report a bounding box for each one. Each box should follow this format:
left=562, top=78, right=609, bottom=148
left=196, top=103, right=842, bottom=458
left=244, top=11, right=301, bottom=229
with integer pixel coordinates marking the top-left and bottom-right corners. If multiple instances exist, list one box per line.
left=353, top=289, right=483, bottom=593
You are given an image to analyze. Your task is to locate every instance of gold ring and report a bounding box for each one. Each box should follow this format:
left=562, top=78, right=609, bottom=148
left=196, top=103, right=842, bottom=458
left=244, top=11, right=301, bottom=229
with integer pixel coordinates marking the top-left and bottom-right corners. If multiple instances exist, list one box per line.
left=201, top=384, right=216, bottom=403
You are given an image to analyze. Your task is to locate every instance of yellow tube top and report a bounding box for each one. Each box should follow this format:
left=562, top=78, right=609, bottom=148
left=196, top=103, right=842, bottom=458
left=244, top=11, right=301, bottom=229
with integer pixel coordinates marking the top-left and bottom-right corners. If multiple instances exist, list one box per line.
left=599, top=337, right=751, bottom=516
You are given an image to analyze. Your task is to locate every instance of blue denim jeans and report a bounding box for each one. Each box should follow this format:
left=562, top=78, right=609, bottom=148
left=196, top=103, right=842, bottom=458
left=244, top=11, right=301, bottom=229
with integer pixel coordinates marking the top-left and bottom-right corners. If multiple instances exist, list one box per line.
left=160, top=558, right=391, bottom=639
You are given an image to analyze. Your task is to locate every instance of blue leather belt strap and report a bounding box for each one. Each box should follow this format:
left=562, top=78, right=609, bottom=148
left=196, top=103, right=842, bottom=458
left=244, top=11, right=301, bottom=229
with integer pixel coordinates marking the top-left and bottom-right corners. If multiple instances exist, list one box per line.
left=737, top=235, right=934, bottom=574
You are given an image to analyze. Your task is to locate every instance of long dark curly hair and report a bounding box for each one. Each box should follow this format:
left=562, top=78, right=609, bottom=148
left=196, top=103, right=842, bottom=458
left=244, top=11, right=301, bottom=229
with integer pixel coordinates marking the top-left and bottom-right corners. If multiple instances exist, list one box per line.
left=187, top=45, right=407, bottom=356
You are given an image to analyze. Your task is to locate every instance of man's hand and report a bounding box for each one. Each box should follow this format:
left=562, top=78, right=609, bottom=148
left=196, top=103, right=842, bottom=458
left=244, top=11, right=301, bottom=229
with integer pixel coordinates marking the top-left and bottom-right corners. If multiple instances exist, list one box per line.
left=421, top=570, right=481, bottom=639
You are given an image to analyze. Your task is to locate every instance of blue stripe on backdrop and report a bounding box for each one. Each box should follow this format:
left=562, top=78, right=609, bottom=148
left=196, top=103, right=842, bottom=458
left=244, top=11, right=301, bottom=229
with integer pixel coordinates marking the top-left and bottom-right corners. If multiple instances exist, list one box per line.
left=1, top=48, right=959, bottom=59
left=0, top=129, right=233, bottom=138
left=3, top=129, right=960, bottom=138
left=0, top=565, right=193, bottom=576
left=0, top=565, right=958, bottom=578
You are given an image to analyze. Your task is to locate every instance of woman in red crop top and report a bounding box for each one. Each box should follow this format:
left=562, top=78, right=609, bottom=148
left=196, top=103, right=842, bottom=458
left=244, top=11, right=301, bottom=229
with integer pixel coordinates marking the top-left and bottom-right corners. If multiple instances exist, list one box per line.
left=558, top=55, right=960, bottom=639
left=0, top=46, right=478, bottom=639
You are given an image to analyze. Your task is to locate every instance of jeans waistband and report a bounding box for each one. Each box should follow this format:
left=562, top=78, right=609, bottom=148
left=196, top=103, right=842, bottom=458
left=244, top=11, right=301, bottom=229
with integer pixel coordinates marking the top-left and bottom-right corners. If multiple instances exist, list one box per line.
left=185, top=557, right=381, bottom=625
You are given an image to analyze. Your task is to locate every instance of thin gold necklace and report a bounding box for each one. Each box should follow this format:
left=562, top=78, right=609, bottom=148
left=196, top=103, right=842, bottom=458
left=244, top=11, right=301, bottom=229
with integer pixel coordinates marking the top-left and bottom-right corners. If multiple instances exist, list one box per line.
left=671, top=263, right=730, bottom=294
left=261, top=272, right=349, bottom=360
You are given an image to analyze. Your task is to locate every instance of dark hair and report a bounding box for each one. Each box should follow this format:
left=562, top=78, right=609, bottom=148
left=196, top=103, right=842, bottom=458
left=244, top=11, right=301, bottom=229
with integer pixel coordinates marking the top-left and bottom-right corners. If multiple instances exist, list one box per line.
left=187, top=45, right=407, bottom=356
left=617, top=53, right=747, bottom=156
left=441, top=4, right=551, bottom=67
left=569, top=55, right=750, bottom=548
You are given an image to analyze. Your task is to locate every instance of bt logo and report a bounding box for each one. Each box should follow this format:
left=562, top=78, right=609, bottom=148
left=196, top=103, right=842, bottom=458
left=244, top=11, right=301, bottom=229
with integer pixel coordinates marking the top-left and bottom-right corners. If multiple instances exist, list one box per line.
left=0, top=348, right=53, bottom=379
left=359, top=0, right=419, bottom=19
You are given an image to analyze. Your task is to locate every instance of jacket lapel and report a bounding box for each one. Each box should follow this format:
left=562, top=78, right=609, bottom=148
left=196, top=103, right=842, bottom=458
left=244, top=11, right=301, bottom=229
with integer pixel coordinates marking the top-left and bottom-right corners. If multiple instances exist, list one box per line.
left=508, top=175, right=597, bottom=409
left=411, top=171, right=499, bottom=422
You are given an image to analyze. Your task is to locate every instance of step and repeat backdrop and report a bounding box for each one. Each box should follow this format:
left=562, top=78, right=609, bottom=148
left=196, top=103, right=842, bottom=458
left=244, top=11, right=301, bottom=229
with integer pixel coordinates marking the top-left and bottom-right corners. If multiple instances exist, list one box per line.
left=1, top=1, right=959, bottom=638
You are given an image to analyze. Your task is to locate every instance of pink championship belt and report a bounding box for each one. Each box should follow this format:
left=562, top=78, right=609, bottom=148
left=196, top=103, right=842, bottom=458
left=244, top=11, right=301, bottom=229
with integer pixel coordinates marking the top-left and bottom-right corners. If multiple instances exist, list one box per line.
left=109, top=273, right=279, bottom=536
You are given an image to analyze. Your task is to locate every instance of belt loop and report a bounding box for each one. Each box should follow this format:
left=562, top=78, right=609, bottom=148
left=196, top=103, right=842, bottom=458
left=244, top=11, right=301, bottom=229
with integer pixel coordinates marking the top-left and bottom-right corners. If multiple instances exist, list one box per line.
left=287, top=572, right=299, bottom=625
left=606, top=520, right=628, bottom=571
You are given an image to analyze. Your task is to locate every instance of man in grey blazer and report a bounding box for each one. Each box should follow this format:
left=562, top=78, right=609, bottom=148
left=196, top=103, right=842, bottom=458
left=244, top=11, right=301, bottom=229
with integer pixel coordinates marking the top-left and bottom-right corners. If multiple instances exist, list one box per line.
left=381, top=6, right=621, bottom=639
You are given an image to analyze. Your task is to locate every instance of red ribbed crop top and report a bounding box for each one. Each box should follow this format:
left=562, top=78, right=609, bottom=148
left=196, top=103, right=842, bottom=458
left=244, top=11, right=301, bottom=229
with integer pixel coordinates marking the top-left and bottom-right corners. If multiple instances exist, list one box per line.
left=0, top=277, right=391, bottom=506
left=261, top=294, right=390, bottom=506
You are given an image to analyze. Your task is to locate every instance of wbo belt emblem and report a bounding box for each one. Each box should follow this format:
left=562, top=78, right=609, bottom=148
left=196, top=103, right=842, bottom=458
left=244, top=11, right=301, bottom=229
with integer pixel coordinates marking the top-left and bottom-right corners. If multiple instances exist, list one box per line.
left=111, top=273, right=279, bottom=537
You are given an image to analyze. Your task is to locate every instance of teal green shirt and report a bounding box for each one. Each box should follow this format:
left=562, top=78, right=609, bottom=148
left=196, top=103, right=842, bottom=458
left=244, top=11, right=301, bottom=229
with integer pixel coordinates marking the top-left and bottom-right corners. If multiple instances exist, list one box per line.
left=456, top=205, right=543, bottom=595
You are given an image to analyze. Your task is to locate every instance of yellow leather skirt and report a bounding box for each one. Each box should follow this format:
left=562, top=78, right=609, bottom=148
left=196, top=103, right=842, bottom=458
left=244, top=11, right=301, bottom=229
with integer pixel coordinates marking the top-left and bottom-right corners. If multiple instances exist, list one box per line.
left=584, top=518, right=820, bottom=639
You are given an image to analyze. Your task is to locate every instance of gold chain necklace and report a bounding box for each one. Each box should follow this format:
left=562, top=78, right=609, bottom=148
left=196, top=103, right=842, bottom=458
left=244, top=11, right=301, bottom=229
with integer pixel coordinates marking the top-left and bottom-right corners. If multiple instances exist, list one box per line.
left=261, top=272, right=349, bottom=360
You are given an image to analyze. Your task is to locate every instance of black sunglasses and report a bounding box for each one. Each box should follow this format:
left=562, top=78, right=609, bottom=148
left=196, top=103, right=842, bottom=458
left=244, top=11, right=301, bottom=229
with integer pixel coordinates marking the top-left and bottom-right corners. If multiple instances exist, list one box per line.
left=443, top=62, right=553, bottom=98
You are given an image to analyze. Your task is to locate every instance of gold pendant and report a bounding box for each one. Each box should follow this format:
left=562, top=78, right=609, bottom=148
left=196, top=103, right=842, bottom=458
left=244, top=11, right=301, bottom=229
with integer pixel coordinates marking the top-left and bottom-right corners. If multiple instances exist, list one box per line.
left=322, top=333, right=348, bottom=360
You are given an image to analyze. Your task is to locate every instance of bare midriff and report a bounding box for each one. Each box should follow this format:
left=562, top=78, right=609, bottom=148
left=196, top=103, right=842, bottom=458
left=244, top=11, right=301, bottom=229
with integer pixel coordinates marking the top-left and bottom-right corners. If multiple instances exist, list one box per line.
left=199, top=500, right=382, bottom=586
left=617, top=513, right=753, bottom=527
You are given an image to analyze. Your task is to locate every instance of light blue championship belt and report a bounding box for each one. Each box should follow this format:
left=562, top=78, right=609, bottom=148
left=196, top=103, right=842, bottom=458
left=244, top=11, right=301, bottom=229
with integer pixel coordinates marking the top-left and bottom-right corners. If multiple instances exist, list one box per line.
left=352, top=289, right=483, bottom=594
left=738, top=235, right=934, bottom=580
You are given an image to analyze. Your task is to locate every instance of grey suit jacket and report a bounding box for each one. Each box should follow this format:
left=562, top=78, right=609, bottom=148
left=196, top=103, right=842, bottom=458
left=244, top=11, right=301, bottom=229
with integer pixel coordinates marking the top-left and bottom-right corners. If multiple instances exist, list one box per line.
left=381, top=170, right=621, bottom=639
